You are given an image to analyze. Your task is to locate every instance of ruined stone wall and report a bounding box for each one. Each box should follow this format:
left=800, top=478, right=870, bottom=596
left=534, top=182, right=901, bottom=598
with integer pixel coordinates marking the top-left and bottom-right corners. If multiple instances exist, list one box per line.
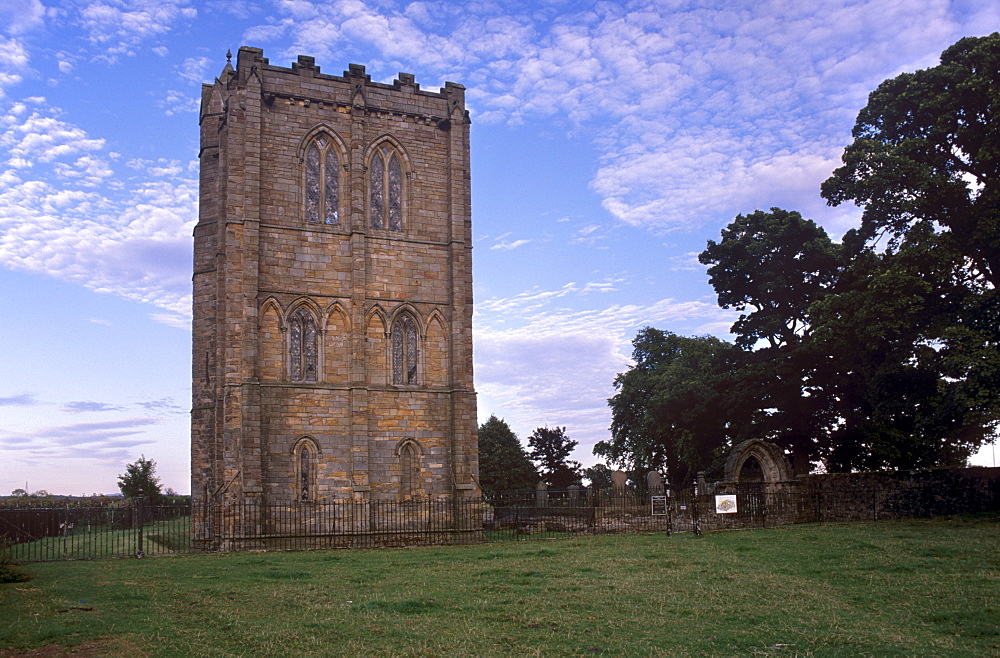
left=192, top=48, right=477, bottom=542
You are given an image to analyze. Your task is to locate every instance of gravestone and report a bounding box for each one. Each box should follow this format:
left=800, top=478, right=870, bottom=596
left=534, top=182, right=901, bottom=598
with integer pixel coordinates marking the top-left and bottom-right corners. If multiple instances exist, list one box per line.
left=611, top=470, right=628, bottom=490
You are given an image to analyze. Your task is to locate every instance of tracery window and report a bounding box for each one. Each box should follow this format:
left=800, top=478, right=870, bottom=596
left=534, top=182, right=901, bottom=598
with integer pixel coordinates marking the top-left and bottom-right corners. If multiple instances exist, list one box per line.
left=392, top=314, right=418, bottom=385
left=289, top=309, right=317, bottom=382
left=370, top=146, right=403, bottom=231
left=305, top=136, right=340, bottom=225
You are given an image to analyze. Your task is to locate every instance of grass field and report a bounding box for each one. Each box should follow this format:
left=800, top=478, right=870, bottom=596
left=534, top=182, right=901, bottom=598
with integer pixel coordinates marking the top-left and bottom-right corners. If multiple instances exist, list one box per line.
left=8, top=517, right=191, bottom=562
left=1, top=515, right=997, bottom=656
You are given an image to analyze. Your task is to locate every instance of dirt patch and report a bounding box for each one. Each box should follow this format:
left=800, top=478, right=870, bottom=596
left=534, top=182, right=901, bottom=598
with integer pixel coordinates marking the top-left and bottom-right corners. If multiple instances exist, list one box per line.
left=0, top=639, right=146, bottom=657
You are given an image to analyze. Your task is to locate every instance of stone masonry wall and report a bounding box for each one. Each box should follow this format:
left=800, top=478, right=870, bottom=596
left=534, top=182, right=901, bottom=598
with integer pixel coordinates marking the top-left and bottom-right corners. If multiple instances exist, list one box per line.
left=192, top=47, right=477, bottom=545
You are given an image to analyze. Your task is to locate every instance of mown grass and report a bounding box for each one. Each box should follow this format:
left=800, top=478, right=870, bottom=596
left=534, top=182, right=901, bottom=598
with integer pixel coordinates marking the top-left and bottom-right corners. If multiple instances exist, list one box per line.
left=8, top=517, right=191, bottom=561
left=1, top=515, right=997, bottom=656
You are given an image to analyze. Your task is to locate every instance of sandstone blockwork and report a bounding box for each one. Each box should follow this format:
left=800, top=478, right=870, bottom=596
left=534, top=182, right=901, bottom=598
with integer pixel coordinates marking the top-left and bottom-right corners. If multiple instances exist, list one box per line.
left=191, top=48, right=479, bottom=530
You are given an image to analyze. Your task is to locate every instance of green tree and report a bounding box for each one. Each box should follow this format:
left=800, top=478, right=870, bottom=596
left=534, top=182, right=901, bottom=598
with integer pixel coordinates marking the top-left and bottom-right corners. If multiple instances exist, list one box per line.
left=809, top=227, right=999, bottom=470
left=528, top=426, right=582, bottom=489
left=699, top=208, right=841, bottom=471
left=117, top=455, right=163, bottom=502
left=583, top=463, right=614, bottom=490
left=818, top=33, right=1000, bottom=469
left=821, top=32, right=1000, bottom=288
left=477, top=415, right=537, bottom=498
left=700, top=208, right=840, bottom=350
left=600, top=329, right=752, bottom=485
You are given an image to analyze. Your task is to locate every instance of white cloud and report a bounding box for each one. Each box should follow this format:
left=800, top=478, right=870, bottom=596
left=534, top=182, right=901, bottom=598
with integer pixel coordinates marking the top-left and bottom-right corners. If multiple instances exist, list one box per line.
left=0, top=101, right=196, bottom=318
left=0, top=38, right=30, bottom=97
left=1, top=110, right=105, bottom=164
left=158, top=89, right=199, bottom=115
left=0, top=0, right=45, bottom=35
left=475, top=282, right=736, bottom=462
left=0, top=417, right=161, bottom=468
left=670, top=251, right=706, bottom=272
left=250, top=0, right=990, bottom=236
left=75, top=0, right=198, bottom=62
left=178, top=55, right=212, bottom=84
left=490, top=238, right=530, bottom=251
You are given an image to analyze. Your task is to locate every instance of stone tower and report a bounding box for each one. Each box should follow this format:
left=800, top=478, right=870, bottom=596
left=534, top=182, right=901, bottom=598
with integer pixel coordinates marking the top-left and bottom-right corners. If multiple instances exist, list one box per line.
left=191, top=47, right=478, bottom=529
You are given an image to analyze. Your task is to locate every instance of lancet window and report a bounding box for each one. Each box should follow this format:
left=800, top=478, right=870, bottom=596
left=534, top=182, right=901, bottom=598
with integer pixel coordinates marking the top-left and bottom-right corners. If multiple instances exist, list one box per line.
left=399, top=441, right=418, bottom=498
left=294, top=438, right=318, bottom=502
left=289, top=309, right=317, bottom=382
left=370, top=145, right=403, bottom=231
left=305, top=136, right=340, bottom=225
left=392, top=314, right=418, bottom=385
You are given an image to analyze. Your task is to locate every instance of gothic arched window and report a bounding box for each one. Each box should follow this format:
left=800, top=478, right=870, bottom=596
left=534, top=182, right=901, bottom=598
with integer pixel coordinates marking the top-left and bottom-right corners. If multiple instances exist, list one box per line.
left=392, top=314, right=418, bottom=385
left=294, top=437, right=318, bottom=502
left=399, top=441, right=418, bottom=498
left=289, top=309, right=317, bottom=382
left=305, top=136, right=340, bottom=225
left=370, top=145, right=403, bottom=231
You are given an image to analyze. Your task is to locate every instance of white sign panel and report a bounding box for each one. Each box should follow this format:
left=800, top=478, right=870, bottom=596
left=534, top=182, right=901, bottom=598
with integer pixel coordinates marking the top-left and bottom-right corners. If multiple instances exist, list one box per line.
left=715, top=494, right=738, bottom=514
left=650, top=495, right=668, bottom=515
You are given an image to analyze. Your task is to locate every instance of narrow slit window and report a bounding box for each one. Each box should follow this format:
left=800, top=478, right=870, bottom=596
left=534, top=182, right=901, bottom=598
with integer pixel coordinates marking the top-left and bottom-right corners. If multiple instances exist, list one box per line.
left=400, top=442, right=417, bottom=498
left=300, top=448, right=310, bottom=501
left=295, top=438, right=318, bottom=502
left=324, top=150, right=339, bottom=224
left=305, top=145, right=321, bottom=223
left=388, top=155, right=402, bottom=231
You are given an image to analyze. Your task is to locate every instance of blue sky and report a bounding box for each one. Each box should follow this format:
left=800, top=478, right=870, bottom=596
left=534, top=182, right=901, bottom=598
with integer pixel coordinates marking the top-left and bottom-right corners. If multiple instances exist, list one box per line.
left=1, top=0, right=997, bottom=496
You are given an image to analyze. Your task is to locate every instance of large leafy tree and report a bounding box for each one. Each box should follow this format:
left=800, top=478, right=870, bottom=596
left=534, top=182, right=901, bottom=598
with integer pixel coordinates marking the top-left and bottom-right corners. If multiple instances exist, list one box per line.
left=528, top=426, right=582, bottom=489
left=699, top=209, right=841, bottom=471
left=809, top=226, right=999, bottom=470
left=821, top=32, right=1000, bottom=288
left=117, top=455, right=163, bottom=502
left=603, top=35, right=1000, bottom=478
left=700, top=208, right=840, bottom=350
left=818, top=32, right=1000, bottom=469
left=477, top=415, right=538, bottom=497
left=600, top=329, right=752, bottom=485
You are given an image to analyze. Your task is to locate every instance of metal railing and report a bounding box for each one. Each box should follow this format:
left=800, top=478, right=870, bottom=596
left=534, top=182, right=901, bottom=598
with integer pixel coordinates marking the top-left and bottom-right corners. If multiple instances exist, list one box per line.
left=0, top=498, right=190, bottom=562
left=2, top=475, right=996, bottom=561
left=194, top=497, right=484, bottom=552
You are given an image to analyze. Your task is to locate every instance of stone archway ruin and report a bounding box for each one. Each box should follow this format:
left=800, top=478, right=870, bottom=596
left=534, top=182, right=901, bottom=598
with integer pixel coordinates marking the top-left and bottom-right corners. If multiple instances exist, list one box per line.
left=724, top=440, right=794, bottom=483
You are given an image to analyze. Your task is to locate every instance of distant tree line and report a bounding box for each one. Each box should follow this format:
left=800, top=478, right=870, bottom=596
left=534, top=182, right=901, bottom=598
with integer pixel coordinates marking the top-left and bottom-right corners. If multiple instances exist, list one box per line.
left=597, top=34, right=1000, bottom=484
left=479, top=416, right=608, bottom=497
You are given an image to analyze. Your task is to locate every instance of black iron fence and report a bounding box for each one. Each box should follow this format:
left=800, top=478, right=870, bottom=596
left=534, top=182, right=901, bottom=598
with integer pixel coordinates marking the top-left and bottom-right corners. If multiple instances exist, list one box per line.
left=193, top=497, right=484, bottom=552
left=0, top=498, right=190, bottom=562
left=2, top=474, right=996, bottom=561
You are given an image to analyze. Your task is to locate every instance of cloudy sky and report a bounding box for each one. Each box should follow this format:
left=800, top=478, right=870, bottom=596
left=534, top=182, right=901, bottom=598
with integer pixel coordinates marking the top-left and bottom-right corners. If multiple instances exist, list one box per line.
left=1, top=0, right=997, bottom=496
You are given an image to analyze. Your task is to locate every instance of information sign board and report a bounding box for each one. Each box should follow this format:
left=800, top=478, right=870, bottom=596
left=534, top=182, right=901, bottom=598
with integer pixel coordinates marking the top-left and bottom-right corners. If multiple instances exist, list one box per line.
left=650, top=495, right=668, bottom=515
left=715, top=494, right=737, bottom=514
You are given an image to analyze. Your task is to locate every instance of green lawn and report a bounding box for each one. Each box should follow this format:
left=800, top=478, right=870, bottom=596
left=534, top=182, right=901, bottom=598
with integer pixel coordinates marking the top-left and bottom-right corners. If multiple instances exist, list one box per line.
left=1, top=515, right=997, bottom=656
left=7, top=516, right=191, bottom=561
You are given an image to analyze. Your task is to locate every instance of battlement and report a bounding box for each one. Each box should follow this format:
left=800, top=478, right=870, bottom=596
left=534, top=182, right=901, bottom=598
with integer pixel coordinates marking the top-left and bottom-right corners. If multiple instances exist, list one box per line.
left=221, top=46, right=466, bottom=115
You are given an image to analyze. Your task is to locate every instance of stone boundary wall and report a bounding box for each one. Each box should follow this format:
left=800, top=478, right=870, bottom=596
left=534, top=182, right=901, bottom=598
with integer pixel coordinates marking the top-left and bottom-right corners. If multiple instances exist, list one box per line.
left=493, top=466, right=999, bottom=535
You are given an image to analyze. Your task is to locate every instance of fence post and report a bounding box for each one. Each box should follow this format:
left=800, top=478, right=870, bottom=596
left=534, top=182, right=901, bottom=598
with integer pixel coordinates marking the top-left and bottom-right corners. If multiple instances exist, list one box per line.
left=692, top=481, right=701, bottom=536
left=135, top=490, right=145, bottom=558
